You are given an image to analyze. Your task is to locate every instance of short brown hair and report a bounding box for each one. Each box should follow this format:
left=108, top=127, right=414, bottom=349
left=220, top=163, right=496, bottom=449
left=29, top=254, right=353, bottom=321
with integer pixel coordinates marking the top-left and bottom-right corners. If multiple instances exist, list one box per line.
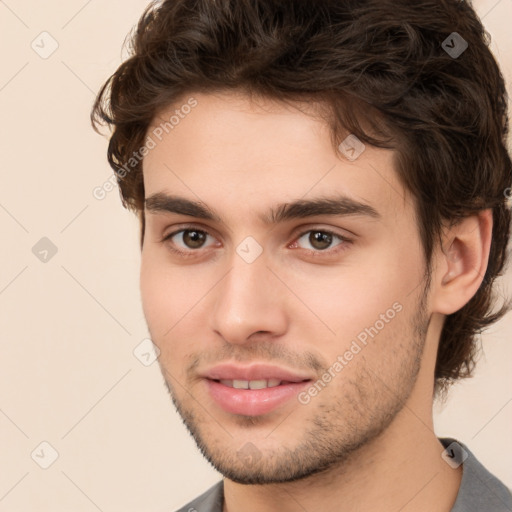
left=91, top=0, right=512, bottom=397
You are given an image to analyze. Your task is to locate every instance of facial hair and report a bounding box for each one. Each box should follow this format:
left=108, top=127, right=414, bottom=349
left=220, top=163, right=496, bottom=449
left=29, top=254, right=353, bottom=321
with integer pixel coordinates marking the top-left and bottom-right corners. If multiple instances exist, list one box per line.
left=159, top=286, right=430, bottom=485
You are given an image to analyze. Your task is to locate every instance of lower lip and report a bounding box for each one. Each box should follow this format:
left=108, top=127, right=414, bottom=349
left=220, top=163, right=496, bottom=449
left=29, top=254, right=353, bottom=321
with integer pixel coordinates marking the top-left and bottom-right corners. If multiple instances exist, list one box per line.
left=205, top=379, right=311, bottom=416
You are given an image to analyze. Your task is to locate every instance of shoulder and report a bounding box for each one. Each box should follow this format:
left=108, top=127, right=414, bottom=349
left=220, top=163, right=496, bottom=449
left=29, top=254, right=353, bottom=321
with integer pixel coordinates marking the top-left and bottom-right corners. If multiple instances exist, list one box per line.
left=438, top=437, right=512, bottom=512
left=173, top=480, right=224, bottom=512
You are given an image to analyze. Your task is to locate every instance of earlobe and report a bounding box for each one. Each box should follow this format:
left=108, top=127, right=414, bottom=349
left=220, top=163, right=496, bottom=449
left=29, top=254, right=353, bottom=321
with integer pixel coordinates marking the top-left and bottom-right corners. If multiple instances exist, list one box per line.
left=433, top=209, right=493, bottom=315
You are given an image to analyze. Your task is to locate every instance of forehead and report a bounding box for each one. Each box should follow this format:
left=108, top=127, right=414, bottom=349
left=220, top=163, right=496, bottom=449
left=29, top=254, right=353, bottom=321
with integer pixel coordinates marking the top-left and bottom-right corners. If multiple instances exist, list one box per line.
left=142, top=91, right=412, bottom=226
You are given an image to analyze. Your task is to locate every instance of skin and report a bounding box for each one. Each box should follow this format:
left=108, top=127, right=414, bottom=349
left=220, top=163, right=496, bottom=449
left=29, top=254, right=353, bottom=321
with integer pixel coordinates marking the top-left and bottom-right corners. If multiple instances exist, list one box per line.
left=139, top=90, right=492, bottom=512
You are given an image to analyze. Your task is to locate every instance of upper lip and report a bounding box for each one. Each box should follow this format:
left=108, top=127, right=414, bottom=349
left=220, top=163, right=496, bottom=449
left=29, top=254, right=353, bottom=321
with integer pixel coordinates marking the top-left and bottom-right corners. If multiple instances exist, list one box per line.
left=202, top=363, right=314, bottom=383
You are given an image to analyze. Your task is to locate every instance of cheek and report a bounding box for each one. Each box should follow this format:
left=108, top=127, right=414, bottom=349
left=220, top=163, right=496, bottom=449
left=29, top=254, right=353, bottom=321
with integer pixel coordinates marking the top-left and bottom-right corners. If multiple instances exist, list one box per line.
left=139, top=250, right=183, bottom=337
left=140, top=255, right=190, bottom=377
left=139, top=249, right=211, bottom=356
left=280, top=262, right=402, bottom=335
left=281, top=247, right=422, bottom=355
left=140, top=254, right=162, bottom=328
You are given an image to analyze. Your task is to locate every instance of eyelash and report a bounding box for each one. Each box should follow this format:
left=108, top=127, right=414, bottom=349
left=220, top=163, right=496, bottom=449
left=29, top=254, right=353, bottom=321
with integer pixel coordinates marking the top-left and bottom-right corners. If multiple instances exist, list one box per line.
left=160, top=225, right=352, bottom=259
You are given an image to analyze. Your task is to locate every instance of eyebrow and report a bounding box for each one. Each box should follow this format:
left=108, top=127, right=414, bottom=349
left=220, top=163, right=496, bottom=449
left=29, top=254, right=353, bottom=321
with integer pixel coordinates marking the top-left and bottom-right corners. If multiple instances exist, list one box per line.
left=144, top=192, right=381, bottom=224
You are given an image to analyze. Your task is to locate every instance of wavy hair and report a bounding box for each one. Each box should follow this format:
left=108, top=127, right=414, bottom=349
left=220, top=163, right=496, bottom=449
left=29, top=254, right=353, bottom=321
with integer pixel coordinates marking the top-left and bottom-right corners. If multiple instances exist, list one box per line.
left=91, top=0, right=512, bottom=397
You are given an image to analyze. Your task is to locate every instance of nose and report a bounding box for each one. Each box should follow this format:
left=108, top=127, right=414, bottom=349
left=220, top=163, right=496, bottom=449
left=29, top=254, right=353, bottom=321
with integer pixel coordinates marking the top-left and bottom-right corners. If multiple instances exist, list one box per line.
left=209, top=252, right=289, bottom=345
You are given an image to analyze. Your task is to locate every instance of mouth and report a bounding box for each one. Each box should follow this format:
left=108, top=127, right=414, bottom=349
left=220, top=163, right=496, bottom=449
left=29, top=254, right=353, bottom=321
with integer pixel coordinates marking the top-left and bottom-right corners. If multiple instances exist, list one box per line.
left=212, top=378, right=310, bottom=389
left=200, top=362, right=315, bottom=416
left=204, top=377, right=313, bottom=416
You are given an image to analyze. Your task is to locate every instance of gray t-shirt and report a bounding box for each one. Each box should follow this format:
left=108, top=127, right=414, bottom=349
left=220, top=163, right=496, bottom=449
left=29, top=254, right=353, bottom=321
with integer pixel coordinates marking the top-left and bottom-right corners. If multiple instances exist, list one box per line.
left=175, top=438, right=512, bottom=512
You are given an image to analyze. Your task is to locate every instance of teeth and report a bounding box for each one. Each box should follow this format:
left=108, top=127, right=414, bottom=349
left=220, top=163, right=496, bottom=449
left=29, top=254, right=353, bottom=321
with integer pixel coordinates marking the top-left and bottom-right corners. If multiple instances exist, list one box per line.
left=233, top=379, right=249, bottom=389
left=219, top=378, right=282, bottom=389
left=248, top=379, right=267, bottom=390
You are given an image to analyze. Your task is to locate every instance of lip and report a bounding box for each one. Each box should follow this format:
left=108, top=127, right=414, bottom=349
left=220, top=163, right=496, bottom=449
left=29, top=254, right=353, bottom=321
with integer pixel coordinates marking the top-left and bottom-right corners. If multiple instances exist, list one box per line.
left=201, top=362, right=314, bottom=416
left=205, top=379, right=312, bottom=416
left=201, top=362, right=314, bottom=383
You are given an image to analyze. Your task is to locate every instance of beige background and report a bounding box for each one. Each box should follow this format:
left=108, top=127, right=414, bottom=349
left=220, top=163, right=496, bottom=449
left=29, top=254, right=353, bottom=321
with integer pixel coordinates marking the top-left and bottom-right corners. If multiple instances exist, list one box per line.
left=0, top=1, right=511, bottom=510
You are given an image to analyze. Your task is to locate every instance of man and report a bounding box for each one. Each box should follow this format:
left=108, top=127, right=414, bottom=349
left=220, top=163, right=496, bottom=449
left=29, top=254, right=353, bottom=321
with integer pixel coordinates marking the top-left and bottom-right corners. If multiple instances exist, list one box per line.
left=91, top=0, right=512, bottom=510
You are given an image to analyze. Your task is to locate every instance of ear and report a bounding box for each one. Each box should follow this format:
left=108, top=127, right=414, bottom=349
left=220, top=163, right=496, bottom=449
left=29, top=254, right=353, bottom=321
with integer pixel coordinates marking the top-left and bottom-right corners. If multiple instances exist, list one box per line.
left=430, top=209, right=493, bottom=315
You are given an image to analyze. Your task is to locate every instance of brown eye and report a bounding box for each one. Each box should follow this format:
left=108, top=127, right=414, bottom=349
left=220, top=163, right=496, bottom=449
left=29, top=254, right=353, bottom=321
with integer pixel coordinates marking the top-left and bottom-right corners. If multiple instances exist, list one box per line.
left=308, top=231, right=333, bottom=250
left=163, top=228, right=215, bottom=253
left=293, top=229, right=351, bottom=256
left=181, top=230, right=207, bottom=248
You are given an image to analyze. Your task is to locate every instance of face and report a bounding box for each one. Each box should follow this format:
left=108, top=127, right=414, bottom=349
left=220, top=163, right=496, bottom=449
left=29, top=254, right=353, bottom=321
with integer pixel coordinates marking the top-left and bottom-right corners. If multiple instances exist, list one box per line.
left=140, top=91, right=432, bottom=484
